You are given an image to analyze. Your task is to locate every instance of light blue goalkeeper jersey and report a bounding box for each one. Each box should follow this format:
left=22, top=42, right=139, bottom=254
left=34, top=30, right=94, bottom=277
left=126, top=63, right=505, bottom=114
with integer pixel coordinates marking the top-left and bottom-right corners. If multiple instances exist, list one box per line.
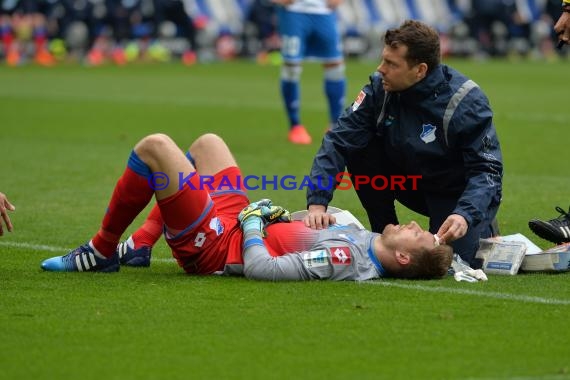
left=230, top=224, right=385, bottom=281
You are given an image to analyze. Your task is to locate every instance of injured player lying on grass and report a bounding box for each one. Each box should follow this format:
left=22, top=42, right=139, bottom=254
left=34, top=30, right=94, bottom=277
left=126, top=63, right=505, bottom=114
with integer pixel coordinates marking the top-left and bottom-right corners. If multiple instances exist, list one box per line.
left=39, top=133, right=452, bottom=281
left=228, top=200, right=453, bottom=281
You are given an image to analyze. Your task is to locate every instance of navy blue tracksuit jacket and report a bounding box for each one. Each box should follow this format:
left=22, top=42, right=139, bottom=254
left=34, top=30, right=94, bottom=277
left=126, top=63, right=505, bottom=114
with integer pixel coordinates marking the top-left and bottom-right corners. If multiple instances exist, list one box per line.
left=307, top=64, right=503, bottom=265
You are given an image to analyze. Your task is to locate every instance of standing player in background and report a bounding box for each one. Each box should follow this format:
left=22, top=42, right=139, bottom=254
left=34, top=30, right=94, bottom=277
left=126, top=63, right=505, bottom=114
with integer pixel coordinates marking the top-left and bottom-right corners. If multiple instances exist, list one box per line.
left=272, top=0, right=346, bottom=145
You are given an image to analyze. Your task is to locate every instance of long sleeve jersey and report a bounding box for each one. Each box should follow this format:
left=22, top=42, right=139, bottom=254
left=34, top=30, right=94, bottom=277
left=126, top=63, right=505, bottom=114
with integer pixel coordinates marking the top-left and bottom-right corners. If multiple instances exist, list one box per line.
left=230, top=223, right=384, bottom=281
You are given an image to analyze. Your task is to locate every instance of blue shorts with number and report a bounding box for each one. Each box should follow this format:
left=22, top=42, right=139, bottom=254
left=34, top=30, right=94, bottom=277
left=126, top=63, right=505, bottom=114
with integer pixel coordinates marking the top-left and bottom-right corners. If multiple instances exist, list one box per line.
left=277, top=9, right=343, bottom=64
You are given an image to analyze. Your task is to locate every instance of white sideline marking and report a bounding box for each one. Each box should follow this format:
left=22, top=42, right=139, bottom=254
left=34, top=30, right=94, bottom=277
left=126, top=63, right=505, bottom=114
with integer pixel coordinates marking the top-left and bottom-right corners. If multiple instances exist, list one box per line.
left=0, top=241, right=67, bottom=252
left=3, top=240, right=570, bottom=305
left=465, top=376, right=570, bottom=380
left=0, top=241, right=175, bottom=263
left=367, top=281, right=570, bottom=306
left=464, top=376, right=570, bottom=380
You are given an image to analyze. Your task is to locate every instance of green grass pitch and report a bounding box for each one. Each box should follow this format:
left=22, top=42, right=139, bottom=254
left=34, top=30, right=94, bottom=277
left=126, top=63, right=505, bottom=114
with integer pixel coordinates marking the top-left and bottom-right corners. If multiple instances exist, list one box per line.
left=1, top=59, right=569, bottom=380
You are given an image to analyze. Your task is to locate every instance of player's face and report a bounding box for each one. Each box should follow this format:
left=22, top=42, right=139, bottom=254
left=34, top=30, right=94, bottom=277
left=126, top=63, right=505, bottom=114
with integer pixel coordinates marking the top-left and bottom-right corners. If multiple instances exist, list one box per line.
left=377, top=45, right=422, bottom=92
left=382, top=221, right=438, bottom=253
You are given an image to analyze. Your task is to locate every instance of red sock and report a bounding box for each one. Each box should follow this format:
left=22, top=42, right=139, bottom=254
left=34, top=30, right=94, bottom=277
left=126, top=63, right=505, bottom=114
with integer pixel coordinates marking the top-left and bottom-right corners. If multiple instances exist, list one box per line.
left=132, top=204, right=163, bottom=248
left=92, top=167, right=154, bottom=257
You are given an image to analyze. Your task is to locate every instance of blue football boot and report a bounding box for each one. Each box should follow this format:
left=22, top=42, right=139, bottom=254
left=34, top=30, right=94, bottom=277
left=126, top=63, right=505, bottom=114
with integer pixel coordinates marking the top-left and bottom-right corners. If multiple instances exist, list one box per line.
left=41, top=242, right=120, bottom=272
left=117, top=236, right=152, bottom=267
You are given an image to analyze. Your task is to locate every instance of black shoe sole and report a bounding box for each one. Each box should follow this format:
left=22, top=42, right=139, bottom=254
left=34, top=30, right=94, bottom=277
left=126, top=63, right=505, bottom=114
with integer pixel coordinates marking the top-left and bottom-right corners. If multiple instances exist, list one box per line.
left=528, top=220, right=569, bottom=244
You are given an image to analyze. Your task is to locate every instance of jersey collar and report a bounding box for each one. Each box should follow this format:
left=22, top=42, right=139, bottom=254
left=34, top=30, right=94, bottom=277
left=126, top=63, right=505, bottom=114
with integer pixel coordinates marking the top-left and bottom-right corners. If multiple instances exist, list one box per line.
left=367, top=235, right=386, bottom=276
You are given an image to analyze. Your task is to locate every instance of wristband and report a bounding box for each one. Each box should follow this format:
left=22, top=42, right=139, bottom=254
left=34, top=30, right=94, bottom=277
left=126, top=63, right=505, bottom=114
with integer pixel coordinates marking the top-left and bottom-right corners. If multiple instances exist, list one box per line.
left=241, top=216, right=264, bottom=234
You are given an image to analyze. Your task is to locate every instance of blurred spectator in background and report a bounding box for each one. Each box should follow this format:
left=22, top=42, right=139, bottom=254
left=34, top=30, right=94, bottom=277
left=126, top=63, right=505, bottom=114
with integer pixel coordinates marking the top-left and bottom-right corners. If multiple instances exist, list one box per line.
left=464, top=0, right=516, bottom=57
left=1, top=0, right=567, bottom=66
left=525, top=0, right=566, bottom=59
left=152, top=0, right=198, bottom=65
left=85, top=0, right=199, bottom=66
left=49, top=0, right=98, bottom=61
left=240, top=0, right=280, bottom=64
left=85, top=0, right=144, bottom=65
left=1, top=0, right=56, bottom=65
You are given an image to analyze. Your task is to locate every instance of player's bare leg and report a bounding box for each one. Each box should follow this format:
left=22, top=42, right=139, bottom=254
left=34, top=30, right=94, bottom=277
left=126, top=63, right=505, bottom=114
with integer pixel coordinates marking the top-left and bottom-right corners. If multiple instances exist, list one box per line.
left=119, top=134, right=238, bottom=267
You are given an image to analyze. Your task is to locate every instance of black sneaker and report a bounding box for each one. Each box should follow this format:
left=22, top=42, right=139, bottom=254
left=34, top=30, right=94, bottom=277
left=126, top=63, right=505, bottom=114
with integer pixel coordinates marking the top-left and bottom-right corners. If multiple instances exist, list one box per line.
left=528, top=206, right=570, bottom=244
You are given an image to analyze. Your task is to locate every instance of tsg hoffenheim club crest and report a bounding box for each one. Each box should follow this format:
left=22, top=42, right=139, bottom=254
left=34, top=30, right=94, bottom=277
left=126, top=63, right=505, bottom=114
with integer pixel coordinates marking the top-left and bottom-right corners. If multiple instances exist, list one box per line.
left=420, top=124, right=437, bottom=143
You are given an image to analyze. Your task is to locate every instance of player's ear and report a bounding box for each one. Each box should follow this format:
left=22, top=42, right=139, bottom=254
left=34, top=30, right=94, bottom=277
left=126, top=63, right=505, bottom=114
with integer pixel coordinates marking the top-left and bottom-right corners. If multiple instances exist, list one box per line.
left=416, top=62, right=428, bottom=80
left=395, top=250, right=411, bottom=266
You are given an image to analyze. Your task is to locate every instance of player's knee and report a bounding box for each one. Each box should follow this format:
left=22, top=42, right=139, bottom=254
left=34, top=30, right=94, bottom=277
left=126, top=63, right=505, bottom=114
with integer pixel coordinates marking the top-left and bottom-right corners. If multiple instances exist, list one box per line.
left=135, top=133, right=176, bottom=159
left=189, top=133, right=224, bottom=152
left=189, top=133, right=226, bottom=157
left=324, top=63, right=345, bottom=81
left=281, top=64, right=302, bottom=81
